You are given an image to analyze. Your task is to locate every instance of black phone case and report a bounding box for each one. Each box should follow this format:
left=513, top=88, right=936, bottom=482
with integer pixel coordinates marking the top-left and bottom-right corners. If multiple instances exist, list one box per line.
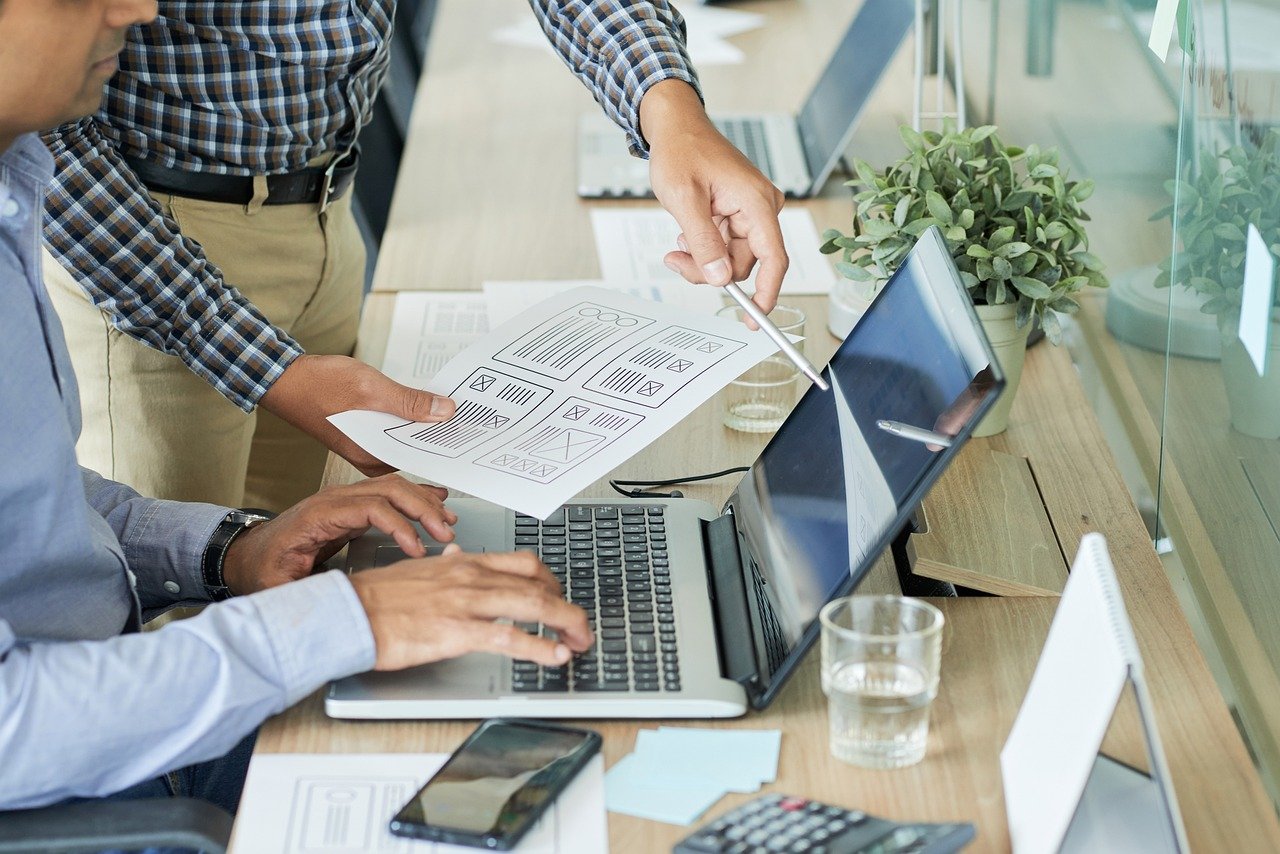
left=388, top=718, right=602, bottom=851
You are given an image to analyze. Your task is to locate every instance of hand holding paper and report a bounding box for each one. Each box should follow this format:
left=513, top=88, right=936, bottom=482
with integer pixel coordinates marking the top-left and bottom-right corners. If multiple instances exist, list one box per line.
left=330, top=287, right=793, bottom=518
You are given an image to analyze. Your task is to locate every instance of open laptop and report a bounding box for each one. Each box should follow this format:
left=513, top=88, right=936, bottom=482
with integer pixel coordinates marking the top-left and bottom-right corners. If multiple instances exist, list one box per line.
left=576, top=0, right=915, bottom=199
left=328, top=227, right=1005, bottom=719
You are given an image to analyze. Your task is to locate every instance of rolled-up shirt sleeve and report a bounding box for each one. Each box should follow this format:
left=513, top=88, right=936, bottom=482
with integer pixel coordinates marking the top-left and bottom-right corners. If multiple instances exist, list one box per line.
left=529, top=0, right=702, bottom=156
left=0, top=570, right=375, bottom=809
left=40, top=118, right=303, bottom=412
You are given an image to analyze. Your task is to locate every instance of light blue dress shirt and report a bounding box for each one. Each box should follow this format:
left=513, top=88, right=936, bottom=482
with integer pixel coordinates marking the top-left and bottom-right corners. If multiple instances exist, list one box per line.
left=0, top=133, right=376, bottom=809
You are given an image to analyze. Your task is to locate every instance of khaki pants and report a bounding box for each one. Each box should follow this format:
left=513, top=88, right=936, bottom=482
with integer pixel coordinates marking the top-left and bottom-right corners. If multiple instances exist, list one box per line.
left=44, top=190, right=365, bottom=513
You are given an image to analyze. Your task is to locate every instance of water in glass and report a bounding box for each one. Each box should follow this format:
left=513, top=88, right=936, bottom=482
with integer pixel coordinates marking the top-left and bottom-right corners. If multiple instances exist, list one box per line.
left=827, top=659, right=932, bottom=769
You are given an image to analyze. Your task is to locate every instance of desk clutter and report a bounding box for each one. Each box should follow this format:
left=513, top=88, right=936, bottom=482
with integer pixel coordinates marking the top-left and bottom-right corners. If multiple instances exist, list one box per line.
left=232, top=752, right=606, bottom=853
left=605, top=727, right=782, bottom=825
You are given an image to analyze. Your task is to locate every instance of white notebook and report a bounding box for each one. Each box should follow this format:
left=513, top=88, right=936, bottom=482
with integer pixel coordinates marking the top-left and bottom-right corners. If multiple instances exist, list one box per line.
left=1000, top=533, right=1189, bottom=854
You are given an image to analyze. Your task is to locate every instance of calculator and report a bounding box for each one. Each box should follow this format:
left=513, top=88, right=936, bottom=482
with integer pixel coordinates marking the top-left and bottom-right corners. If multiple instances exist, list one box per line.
left=673, top=793, right=975, bottom=854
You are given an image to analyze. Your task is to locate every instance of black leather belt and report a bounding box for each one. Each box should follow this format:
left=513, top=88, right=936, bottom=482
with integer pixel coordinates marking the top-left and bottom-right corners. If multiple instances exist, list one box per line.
left=125, top=147, right=359, bottom=212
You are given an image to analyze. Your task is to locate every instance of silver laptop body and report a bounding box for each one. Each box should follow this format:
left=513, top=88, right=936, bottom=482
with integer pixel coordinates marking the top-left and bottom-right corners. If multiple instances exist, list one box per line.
left=328, top=495, right=747, bottom=719
left=327, top=228, right=1006, bottom=721
left=576, top=0, right=915, bottom=199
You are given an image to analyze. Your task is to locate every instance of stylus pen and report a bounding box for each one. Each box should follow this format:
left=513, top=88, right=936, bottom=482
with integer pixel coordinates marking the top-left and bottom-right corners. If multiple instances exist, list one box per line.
left=877, top=419, right=953, bottom=448
left=723, top=282, right=830, bottom=391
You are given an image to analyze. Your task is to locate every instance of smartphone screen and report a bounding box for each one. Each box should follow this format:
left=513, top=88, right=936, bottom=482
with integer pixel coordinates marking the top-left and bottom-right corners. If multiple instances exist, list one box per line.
left=390, top=720, right=598, bottom=848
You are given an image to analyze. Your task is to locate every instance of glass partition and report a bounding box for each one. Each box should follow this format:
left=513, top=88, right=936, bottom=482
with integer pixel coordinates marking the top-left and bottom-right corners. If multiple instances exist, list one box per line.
left=867, top=0, right=1280, bottom=802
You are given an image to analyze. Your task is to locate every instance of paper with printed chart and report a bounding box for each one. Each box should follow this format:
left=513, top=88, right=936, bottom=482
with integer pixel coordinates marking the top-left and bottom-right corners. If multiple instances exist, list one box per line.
left=230, top=753, right=606, bottom=854
left=482, top=280, right=724, bottom=327
left=332, top=286, right=786, bottom=519
left=591, top=208, right=837, bottom=295
left=380, top=292, right=490, bottom=387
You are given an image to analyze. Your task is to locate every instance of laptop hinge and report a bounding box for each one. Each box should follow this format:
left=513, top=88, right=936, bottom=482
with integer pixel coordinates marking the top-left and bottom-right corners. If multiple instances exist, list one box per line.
left=701, top=513, right=760, bottom=688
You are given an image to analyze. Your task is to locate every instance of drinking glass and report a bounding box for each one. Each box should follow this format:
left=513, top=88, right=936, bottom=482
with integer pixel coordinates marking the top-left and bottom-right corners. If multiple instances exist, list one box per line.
left=717, top=304, right=806, bottom=432
left=819, top=596, right=944, bottom=769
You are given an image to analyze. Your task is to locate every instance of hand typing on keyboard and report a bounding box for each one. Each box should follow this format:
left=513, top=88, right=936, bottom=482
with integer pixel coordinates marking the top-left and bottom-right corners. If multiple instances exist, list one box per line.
left=637, top=79, right=789, bottom=315
left=349, top=544, right=593, bottom=671
left=510, top=504, right=681, bottom=694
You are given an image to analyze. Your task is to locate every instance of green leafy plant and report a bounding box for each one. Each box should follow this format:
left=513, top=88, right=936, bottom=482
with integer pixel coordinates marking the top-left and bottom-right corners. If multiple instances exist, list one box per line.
left=820, top=123, right=1107, bottom=343
left=1152, top=128, right=1280, bottom=332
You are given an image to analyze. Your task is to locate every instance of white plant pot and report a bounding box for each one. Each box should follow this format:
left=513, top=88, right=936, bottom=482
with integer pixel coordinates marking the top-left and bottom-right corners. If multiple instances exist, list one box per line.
left=827, top=278, right=883, bottom=340
left=1220, top=318, right=1280, bottom=440
left=974, top=303, right=1031, bottom=437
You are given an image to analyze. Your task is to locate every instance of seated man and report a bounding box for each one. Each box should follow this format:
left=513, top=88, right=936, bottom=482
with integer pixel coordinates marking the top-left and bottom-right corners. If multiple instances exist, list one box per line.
left=0, top=0, right=591, bottom=812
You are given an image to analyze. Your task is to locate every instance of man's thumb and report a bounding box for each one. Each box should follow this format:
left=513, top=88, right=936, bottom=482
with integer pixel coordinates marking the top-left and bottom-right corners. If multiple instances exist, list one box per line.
left=397, top=385, right=456, bottom=422
left=668, top=195, right=731, bottom=285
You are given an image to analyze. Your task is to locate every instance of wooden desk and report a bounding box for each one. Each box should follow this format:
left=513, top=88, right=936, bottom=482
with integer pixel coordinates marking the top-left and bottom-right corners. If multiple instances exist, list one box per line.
left=233, top=1, right=1280, bottom=850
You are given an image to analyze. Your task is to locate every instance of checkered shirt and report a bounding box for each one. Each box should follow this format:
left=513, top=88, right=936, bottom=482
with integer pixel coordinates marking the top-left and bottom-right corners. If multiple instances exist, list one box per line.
left=40, top=1, right=699, bottom=411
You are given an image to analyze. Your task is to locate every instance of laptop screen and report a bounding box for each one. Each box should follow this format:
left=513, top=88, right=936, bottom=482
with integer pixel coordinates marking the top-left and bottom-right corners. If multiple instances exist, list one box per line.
left=727, top=228, right=1004, bottom=703
left=794, top=0, right=915, bottom=191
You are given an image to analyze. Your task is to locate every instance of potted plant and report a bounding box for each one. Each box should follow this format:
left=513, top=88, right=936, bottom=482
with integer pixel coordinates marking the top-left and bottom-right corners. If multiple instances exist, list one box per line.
left=821, top=122, right=1108, bottom=435
left=1152, top=129, right=1280, bottom=439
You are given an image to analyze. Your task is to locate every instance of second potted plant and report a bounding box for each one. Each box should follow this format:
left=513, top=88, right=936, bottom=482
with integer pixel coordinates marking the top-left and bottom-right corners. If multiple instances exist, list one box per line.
left=1152, top=128, right=1280, bottom=439
left=821, top=122, right=1108, bottom=435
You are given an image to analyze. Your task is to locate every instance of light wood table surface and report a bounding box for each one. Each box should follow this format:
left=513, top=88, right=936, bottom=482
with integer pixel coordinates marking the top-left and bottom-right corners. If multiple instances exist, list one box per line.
left=233, top=1, right=1280, bottom=851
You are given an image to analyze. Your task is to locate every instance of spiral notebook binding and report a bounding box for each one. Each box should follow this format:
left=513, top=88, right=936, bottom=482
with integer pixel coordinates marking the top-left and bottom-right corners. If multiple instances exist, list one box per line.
left=1079, top=532, right=1143, bottom=672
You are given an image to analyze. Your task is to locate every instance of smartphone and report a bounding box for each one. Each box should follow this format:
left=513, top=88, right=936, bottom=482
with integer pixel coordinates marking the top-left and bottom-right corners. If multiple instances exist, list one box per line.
left=388, top=718, right=601, bottom=850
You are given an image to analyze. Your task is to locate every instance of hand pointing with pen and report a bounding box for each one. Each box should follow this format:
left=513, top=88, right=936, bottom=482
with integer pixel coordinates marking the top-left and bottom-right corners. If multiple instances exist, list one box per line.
left=638, top=80, right=790, bottom=314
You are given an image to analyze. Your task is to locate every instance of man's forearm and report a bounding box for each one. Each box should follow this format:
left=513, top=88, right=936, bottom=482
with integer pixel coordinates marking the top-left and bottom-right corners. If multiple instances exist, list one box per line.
left=0, top=572, right=373, bottom=809
left=41, top=118, right=302, bottom=412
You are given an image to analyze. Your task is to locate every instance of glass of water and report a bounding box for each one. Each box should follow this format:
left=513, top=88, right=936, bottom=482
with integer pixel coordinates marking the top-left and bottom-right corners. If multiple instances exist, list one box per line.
left=819, top=596, right=944, bottom=769
left=717, top=304, right=806, bottom=433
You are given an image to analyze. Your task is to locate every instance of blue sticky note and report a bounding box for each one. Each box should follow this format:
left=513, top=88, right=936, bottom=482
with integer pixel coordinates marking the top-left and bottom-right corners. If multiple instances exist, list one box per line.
left=637, top=728, right=782, bottom=793
left=604, top=754, right=727, bottom=825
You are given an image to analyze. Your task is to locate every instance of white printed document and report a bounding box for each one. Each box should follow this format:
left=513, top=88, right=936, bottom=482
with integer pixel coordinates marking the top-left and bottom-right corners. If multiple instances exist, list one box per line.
left=483, top=280, right=724, bottom=327
left=333, top=287, right=787, bottom=518
left=231, top=753, right=606, bottom=853
left=591, top=208, right=837, bottom=295
left=381, top=292, right=490, bottom=387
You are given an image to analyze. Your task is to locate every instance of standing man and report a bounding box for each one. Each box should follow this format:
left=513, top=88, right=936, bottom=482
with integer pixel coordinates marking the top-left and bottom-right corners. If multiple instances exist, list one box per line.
left=42, top=1, right=789, bottom=513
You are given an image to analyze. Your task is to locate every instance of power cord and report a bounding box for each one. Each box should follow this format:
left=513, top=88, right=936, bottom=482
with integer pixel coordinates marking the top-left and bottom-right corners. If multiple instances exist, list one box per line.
left=609, top=466, right=750, bottom=500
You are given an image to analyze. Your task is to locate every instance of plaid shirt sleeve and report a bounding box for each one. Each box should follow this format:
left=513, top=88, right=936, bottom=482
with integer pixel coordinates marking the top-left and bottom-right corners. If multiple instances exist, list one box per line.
left=40, top=118, right=303, bottom=413
left=530, top=0, right=703, bottom=157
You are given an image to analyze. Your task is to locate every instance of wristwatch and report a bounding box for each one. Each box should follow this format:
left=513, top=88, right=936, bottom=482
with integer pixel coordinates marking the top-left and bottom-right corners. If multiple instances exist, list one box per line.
left=201, top=509, right=274, bottom=601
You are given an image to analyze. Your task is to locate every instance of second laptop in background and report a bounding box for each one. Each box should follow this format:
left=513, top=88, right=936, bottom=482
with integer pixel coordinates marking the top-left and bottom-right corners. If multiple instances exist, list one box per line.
left=577, top=0, right=915, bottom=199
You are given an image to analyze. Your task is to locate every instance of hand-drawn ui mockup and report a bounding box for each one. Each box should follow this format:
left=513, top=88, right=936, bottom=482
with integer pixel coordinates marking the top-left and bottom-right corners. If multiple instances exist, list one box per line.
left=331, top=286, right=793, bottom=518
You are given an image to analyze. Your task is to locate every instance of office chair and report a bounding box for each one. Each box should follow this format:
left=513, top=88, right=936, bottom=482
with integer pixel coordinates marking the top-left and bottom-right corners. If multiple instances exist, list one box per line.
left=0, top=798, right=233, bottom=854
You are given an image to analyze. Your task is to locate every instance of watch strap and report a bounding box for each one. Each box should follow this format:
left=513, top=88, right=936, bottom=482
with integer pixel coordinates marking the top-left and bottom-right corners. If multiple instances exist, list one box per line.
left=201, top=510, right=272, bottom=600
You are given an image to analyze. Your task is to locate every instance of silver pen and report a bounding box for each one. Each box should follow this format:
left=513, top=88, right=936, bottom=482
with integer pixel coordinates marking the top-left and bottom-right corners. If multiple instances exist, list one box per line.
left=876, top=419, right=953, bottom=448
left=723, top=282, right=830, bottom=391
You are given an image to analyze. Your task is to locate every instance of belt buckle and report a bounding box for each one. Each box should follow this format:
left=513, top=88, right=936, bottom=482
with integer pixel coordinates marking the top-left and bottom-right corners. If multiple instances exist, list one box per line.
left=319, top=157, right=341, bottom=214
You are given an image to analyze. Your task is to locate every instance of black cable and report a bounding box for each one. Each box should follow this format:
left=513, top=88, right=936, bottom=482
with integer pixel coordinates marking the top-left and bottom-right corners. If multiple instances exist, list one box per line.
left=609, top=466, right=750, bottom=499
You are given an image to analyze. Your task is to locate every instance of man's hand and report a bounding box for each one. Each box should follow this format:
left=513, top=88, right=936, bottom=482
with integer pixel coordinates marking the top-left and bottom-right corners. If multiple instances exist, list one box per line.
left=640, top=79, right=789, bottom=313
left=260, top=354, right=457, bottom=476
left=351, top=545, right=594, bottom=669
left=222, top=474, right=457, bottom=594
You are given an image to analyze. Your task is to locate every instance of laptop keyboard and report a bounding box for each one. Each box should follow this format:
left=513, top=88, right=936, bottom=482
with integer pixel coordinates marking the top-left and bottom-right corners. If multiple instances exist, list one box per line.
left=510, top=504, right=681, bottom=693
left=715, top=117, right=776, bottom=181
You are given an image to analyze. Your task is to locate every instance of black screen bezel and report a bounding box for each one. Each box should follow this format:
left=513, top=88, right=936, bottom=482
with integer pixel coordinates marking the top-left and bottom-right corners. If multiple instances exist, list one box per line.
left=725, top=226, right=1008, bottom=709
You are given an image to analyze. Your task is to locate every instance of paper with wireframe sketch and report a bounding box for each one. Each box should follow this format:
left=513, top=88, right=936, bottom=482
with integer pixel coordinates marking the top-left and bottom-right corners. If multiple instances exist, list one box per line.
left=330, top=286, right=794, bottom=518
